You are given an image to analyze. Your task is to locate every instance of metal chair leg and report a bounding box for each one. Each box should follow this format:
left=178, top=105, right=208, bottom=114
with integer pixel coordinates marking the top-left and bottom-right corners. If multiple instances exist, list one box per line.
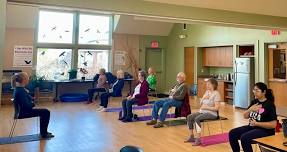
left=207, top=122, right=211, bottom=136
left=219, top=117, right=224, bottom=134
left=9, top=119, right=18, bottom=140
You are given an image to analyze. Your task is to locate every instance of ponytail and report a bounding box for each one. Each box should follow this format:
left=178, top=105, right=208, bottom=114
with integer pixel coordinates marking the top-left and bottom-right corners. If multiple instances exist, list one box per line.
left=254, top=82, right=274, bottom=103
left=266, top=89, right=275, bottom=103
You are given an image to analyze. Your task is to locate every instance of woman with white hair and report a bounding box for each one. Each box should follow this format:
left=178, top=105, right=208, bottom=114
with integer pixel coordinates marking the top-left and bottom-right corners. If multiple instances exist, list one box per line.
left=97, top=70, right=125, bottom=112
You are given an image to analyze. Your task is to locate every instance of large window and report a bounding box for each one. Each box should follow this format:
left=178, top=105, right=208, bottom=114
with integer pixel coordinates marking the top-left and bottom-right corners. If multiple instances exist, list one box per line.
left=36, top=10, right=112, bottom=80
left=37, top=48, right=72, bottom=80
left=38, top=11, right=74, bottom=44
left=78, top=49, right=109, bottom=79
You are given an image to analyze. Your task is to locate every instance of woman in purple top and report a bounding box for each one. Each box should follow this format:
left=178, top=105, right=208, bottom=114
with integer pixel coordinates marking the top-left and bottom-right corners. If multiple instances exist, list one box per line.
left=119, top=70, right=149, bottom=122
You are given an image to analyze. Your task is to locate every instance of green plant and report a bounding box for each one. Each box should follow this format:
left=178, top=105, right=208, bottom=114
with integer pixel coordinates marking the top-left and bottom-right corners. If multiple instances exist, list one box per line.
left=30, top=74, right=45, bottom=87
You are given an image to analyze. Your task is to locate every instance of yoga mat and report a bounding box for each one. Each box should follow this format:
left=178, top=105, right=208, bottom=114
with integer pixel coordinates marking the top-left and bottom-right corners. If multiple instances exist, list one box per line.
left=200, top=132, right=229, bottom=146
left=106, top=105, right=153, bottom=112
left=0, top=134, right=41, bottom=145
left=135, top=114, right=176, bottom=121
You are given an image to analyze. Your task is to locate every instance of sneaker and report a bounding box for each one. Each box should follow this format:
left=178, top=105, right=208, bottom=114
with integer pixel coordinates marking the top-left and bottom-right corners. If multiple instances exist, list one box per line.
left=119, top=117, right=126, bottom=120
left=122, top=118, right=133, bottom=123
left=184, top=135, right=195, bottom=143
left=96, top=106, right=104, bottom=111
left=85, top=101, right=93, bottom=104
left=192, top=138, right=201, bottom=146
left=40, top=133, right=55, bottom=139
left=98, top=108, right=107, bottom=112
left=146, top=119, right=157, bottom=125
left=153, top=122, right=164, bottom=128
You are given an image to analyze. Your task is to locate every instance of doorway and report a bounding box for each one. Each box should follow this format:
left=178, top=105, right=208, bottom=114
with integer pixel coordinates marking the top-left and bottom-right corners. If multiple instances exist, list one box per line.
left=145, top=48, right=165, bottom=92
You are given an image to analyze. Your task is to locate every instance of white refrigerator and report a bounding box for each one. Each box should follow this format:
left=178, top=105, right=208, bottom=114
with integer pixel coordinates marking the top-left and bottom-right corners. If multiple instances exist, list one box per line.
left=234, top=57, right=255, bottom=108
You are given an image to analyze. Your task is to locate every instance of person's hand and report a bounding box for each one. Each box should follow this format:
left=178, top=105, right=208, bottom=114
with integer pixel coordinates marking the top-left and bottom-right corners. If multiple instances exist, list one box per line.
left=248, top=103, right=262, bottom=112
left=127, top=96, right=132, bottom=100
left=249, top=119, right=258, bottom=126
left=200, top=104, right=209, bottom=110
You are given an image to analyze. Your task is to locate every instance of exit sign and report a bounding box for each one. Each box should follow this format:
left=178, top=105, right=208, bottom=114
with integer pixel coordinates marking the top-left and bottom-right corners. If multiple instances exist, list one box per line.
left=151, top=41, right=159, bottom=48
left=271, top=29, right=280, bottom=36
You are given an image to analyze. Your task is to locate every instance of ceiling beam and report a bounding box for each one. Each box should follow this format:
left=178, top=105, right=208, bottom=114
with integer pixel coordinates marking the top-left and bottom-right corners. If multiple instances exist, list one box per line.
left=7, top=0, right=287, bottom=29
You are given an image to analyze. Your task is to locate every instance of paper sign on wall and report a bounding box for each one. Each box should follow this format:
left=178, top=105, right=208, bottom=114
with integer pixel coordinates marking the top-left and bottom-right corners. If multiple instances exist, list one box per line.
left=114, top=51, right=126, bottom=66
left=13, top=46, right=33, bottom=67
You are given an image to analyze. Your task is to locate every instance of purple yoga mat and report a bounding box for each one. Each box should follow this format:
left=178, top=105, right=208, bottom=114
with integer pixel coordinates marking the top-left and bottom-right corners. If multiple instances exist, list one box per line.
left=136, top=114, right=175, bottom=121
left=200, top=132, right=229, bottom=146
left=106, top=105, right=153, bottom=112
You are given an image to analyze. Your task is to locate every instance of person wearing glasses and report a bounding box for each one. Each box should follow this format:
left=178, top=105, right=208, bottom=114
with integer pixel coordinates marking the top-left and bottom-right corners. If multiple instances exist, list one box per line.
left=229, top=82, right=277, bottom=152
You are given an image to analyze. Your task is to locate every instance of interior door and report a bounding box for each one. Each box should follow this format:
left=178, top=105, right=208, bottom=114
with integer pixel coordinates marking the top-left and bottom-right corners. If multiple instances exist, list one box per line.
left=145, top=48, right=165, bottom=92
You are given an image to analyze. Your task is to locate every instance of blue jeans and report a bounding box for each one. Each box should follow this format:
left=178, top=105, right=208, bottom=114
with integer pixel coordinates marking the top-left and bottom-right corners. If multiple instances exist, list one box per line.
left=121, top=98, right=138, bottom=120
left=152, top=98, right=182, bottom=122
left=229, top=125, right=275, bottom=152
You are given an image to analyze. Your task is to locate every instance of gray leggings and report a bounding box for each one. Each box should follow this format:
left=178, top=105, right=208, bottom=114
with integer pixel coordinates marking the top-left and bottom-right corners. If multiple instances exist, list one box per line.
left=186, top=112, right=217, bottom=129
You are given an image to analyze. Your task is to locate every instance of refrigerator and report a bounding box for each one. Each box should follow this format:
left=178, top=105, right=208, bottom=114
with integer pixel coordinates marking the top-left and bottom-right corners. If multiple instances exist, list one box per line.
left=234, top=57, right=255, bottom=108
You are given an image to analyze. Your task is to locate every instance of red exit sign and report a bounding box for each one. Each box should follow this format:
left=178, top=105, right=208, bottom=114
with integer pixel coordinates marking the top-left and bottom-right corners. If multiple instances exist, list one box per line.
left=151, top=41, right=159, bottom=48
left=271, top=29, right=280, bottom=36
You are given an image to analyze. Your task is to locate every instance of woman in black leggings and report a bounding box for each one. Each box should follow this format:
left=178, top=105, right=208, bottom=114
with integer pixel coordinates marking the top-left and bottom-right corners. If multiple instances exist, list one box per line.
left=229, top=82, right=277, bottom=152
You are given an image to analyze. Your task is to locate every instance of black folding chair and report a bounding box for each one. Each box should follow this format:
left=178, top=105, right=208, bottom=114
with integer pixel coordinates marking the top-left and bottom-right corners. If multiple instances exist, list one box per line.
left=9, top=99, right=39, bottom=140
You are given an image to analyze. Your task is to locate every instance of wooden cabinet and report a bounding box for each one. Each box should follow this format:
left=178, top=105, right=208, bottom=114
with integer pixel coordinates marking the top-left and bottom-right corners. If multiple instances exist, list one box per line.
left=197, top=78, right=227, bottom=102
left=197, top=78, right=224, bottom=101
left=197, top=78, right=206, bottom=98
left=203, top=46, right=233, bottom=67
left=217, top=81, right=224, bottom=101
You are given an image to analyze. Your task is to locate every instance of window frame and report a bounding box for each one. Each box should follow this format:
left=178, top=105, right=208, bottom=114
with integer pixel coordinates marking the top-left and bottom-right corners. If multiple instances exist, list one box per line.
left=35, top=9, right=113, bottom=80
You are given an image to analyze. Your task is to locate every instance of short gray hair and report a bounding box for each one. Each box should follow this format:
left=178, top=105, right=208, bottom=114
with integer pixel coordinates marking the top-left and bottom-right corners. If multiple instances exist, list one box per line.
left=138, top=70, right=147, bottom=79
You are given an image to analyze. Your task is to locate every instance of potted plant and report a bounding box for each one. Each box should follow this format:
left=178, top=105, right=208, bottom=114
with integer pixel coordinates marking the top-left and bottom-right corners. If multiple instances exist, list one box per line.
left=68, top=68, right=78, bottom=80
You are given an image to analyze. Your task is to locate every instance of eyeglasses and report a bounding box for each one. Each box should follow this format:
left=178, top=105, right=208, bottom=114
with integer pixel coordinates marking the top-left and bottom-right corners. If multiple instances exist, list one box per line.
left=252, top=89, right=261, bottom=92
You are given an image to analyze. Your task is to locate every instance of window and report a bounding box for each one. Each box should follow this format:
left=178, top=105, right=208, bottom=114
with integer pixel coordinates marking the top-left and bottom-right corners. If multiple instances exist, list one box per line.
left=36, top=10, right=112, bottom=80
left=79, top=14, right=110, bottom=45
left=36, top=48, right=72, bottom=80
left=78, top=49, right=109, bottom=79
left=38, top=11, right=74, bottom=43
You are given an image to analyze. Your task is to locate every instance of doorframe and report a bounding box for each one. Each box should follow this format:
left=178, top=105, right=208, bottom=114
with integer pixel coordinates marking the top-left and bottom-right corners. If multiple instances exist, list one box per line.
left=184, top=46, right=195, bottom=86
left=145, top=47, right=166, bottom=92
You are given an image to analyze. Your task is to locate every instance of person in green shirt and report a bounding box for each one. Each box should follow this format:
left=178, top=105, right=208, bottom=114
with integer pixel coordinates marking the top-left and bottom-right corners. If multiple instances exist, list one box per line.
left=147, top=67, right=157, bottom=91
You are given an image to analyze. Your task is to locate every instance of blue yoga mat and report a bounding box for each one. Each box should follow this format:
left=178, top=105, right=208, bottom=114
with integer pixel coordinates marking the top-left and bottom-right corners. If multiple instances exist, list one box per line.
left=0, top=134, right=41, bottom=145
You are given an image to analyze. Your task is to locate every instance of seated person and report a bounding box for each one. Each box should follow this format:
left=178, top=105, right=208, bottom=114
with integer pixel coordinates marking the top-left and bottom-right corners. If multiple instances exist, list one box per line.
left=147, top=67, right=157, bottom=91
left=229, top=82, right=277, bottom=152
left=185, top=78, right=220, bottom=146
left=146, top=72, right=187, bottom=128
left=87, top=68, right=109, bottom=104
left=97, top=70, right=125, bottom=112
left=11, top=72, right=54, bottom=139
left=119, top=70, right=149, bottom=122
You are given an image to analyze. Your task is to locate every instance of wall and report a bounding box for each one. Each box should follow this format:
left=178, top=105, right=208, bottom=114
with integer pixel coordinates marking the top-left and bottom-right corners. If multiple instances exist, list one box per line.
left=4, top=28, right=34, bottom=74
left=112, top=33, right=140, bottom=77
left=0, top=0, right=7, bottom=106
left=165, top=23, right=287, bottom=90
left=139, top=35, right=168, bottom=70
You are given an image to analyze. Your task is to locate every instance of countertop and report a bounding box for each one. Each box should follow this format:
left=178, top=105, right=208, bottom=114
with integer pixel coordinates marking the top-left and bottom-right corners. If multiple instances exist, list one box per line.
left=268, top=78, right=287, bottom=83
left=197, top=77, right=233, bottom=83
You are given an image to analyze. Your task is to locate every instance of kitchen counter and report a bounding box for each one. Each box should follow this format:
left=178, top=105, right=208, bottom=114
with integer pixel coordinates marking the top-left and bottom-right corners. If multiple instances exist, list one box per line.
left=268, top=78, right=287, bottom=83
left=197, top=77, right=233, bottom=83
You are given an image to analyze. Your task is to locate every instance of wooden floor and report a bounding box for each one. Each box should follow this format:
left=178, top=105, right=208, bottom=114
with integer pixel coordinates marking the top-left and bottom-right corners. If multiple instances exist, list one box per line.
left=0, top=96, right=249, bottom=152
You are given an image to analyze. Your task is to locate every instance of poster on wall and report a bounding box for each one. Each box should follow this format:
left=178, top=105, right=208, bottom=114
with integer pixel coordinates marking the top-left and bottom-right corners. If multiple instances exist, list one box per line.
left=114, top=51, right=126, bottom=66
left=13, top=45, right=33, bottom=67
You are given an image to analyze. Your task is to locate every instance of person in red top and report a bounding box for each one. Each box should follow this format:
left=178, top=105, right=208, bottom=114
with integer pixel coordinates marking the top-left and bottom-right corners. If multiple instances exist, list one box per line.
left=119, top=70, right=149, bottom=122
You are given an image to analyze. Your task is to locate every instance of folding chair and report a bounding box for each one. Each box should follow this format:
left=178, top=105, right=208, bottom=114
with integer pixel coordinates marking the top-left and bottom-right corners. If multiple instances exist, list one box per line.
left=9, top=99, right=39, bottom=140
left=201, top=110, right=223, bottom=136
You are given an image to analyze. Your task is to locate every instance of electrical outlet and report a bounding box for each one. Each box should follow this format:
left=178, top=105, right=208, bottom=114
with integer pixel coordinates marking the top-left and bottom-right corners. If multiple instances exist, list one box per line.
left=201, top=69, right=204, bottom=73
